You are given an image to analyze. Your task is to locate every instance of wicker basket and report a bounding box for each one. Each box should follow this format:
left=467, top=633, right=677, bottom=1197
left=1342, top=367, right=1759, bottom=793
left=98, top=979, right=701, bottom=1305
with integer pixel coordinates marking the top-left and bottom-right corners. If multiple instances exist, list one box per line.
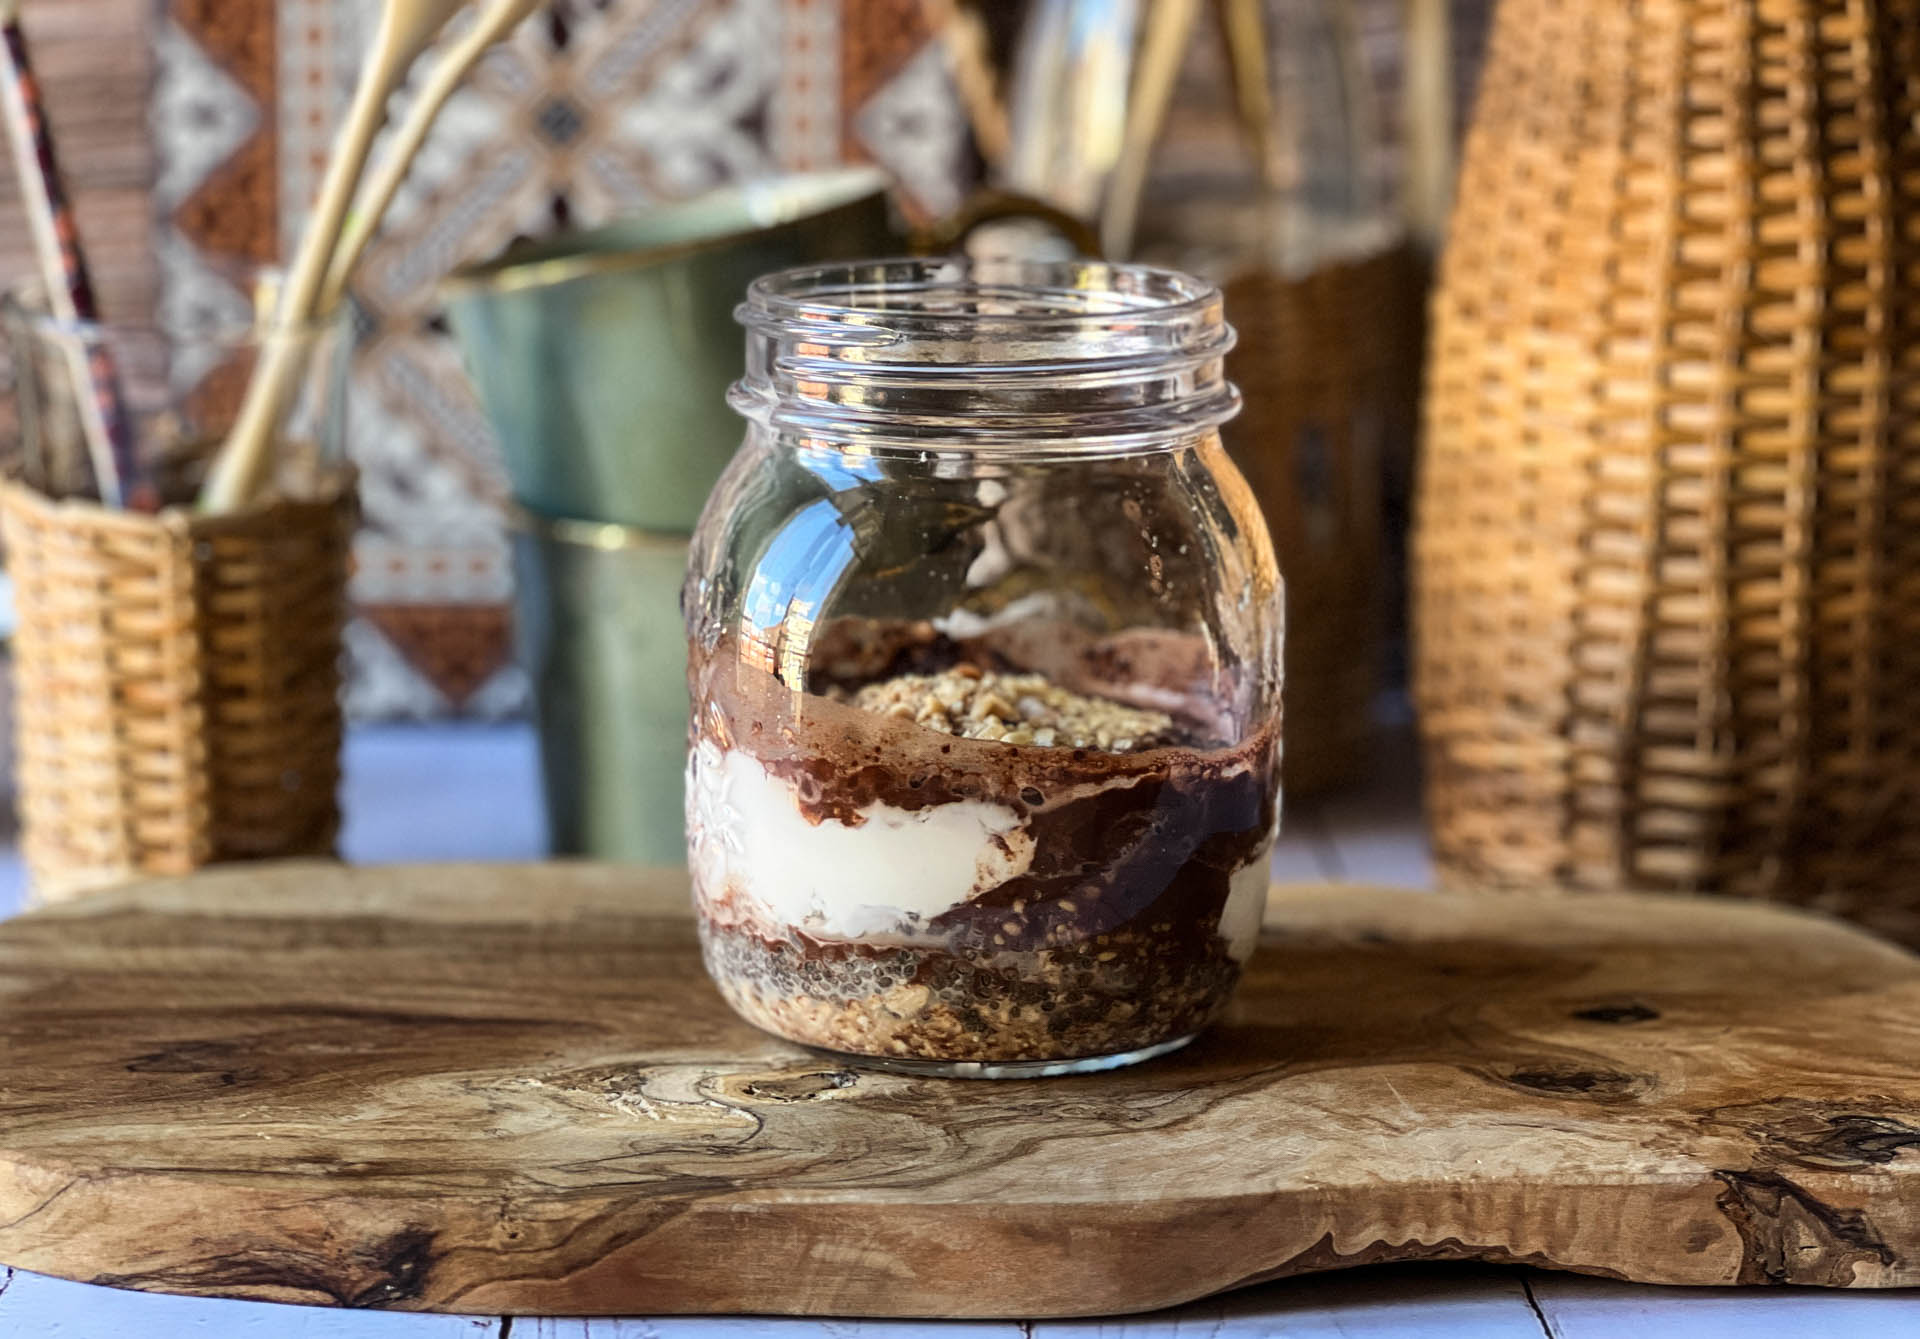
left=1224, top=245, right=1425, bottom=795
left=1414, top=0, right=1920, bottom=943
left=2, top=473, right=355, bottom=901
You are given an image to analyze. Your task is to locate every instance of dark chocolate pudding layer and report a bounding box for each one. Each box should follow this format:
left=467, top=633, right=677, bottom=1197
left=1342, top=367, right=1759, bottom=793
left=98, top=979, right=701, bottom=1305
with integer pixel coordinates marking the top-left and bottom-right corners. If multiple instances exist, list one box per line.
left=686, top=619, right=1280, bottom=1065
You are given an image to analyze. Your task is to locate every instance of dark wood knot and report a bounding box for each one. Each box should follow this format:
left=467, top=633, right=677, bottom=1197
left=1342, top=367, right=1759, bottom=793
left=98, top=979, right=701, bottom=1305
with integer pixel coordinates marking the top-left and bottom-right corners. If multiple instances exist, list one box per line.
left=1570, top=1002, right=1661, bottom=1024
left=722, top=1070, right=859, bottom=1103
left=1500, top=1064, right=1650, bottom=1100
left=1714, top=1169, right=1896, bottom=1285
left=1763, top=1110, right=1920, bottom=1170
left=347, top=1225, right=438, bottom=1308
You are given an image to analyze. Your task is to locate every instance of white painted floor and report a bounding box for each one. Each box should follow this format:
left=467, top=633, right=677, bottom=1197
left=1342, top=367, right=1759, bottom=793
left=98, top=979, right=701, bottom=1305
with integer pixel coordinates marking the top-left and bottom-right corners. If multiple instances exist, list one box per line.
left=0, top=721, right=1913, bottom=1338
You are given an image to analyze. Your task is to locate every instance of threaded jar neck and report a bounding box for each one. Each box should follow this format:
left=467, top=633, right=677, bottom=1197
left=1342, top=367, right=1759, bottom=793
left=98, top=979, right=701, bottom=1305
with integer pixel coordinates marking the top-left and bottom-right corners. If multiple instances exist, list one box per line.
left=730, top=257, right=1240, bottom=454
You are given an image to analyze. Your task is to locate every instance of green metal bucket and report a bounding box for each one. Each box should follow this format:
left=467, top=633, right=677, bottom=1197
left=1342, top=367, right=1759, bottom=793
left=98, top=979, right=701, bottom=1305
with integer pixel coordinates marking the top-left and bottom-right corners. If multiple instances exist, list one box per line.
left=510, top=511, right=689, bottom=863
left=443, top=167, right=894, bottom=532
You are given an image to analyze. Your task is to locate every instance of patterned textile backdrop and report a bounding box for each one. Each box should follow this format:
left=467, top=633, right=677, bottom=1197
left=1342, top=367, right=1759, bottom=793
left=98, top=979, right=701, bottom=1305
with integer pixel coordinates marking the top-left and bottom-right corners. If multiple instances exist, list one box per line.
left=154, top=0, right=972, bottom=718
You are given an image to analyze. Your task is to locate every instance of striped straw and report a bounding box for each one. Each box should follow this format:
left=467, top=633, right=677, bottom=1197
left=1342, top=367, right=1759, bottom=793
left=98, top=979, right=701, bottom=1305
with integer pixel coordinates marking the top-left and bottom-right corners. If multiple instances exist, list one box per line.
left=0, top=0, right=148, bottom=509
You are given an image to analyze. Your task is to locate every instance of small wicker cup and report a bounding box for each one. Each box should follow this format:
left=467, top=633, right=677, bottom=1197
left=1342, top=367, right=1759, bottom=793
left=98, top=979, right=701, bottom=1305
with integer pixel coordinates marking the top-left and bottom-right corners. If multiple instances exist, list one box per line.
left=1, top=472, right=355, bottom=902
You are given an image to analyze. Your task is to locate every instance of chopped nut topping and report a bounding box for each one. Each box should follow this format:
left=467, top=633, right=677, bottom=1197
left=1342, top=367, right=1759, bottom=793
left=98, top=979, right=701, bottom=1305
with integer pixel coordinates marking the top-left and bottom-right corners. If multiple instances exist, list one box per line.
left=851, top=666, right=1173, bottom=752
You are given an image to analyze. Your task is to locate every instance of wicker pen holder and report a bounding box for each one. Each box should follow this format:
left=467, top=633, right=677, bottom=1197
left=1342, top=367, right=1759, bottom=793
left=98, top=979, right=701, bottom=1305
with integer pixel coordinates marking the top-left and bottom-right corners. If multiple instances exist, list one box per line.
left=1, top=472, right=354, bottom=902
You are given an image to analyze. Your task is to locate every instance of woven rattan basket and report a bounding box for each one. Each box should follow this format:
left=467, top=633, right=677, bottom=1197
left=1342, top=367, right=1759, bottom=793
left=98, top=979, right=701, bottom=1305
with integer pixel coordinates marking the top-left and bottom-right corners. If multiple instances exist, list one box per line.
left=2, top=473, right=355, bottom=901
left=1415, top=0, right=1920, bottom=943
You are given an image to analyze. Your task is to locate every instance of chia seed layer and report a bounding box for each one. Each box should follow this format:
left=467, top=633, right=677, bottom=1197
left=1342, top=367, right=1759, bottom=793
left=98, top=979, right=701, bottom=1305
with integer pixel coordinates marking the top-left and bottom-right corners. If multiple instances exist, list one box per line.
left=698, top=911, right=1242, bottom=1063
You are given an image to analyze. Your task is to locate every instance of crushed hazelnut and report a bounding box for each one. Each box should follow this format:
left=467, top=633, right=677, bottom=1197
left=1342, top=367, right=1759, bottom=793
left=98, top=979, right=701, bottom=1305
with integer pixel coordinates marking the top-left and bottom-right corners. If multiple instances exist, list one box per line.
left=851, top=667, right=1173, bottom=751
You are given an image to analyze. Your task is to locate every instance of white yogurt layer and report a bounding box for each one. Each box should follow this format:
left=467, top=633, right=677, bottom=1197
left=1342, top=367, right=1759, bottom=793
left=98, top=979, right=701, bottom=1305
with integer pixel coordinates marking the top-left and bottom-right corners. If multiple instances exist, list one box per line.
left=688, top=739, right=1274, bottom=956
left=687, top=742, right=1034, bottom=941
left=1219, top=853, right=1273, bottom=962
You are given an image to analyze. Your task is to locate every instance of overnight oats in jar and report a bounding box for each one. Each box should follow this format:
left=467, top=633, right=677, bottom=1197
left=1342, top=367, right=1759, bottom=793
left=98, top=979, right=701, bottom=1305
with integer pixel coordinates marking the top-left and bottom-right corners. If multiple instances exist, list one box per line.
left=683, top=258, right=1282, bottom=1077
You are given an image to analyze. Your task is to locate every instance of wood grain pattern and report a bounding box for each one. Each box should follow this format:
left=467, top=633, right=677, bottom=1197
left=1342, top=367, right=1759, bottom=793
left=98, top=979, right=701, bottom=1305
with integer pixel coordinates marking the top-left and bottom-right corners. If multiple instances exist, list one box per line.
left=0, top=863, right=1915, bottom=1318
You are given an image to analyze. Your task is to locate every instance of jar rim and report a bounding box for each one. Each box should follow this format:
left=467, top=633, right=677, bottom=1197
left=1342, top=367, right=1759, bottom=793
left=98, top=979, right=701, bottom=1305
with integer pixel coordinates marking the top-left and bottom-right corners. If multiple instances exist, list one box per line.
left=731, top=257, right=1240, bottom=450
left=739, top=256, right=1226, bottom=333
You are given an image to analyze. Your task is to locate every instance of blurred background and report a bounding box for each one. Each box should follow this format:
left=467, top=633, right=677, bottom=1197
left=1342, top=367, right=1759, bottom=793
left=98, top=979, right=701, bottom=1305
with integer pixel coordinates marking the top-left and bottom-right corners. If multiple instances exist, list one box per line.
left=0, top=0, right=1489, bottom=724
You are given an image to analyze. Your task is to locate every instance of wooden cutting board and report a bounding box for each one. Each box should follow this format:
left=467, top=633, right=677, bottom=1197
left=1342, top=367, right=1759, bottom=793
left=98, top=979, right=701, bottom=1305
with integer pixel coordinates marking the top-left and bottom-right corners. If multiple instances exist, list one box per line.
left=0, top=863, right=1916, bottom=1318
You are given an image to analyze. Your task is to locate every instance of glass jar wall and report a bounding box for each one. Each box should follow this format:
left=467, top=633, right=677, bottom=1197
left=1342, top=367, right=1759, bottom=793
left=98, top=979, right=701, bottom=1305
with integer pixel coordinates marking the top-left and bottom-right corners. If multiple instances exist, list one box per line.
left=683, top=258, right=1282, bottom=1077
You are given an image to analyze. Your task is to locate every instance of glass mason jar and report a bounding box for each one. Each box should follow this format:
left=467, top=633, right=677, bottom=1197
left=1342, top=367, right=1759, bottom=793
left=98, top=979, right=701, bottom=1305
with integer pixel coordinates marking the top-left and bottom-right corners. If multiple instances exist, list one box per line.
left=683, top=257, right=1283, bottom=1077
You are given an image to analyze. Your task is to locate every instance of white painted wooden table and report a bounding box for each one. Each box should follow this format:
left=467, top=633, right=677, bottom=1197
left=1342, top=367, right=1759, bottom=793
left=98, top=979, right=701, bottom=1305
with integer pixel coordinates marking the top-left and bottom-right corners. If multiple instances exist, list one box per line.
left=0, top=722, right=1914, bottom=1338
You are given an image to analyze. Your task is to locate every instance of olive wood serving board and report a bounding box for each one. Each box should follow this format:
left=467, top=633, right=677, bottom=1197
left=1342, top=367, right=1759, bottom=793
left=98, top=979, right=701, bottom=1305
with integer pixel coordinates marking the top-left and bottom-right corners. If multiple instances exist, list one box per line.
left=0, top=862, right=1916, bottom=1317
